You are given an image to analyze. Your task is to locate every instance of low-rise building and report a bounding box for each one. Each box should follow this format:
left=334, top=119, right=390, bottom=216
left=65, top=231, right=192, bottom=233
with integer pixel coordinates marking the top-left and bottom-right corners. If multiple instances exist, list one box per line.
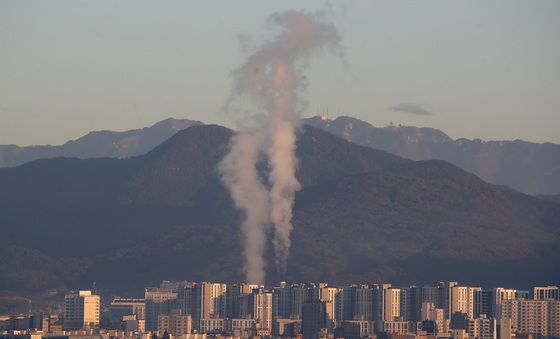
left=199, top=318, right=225, bottom=333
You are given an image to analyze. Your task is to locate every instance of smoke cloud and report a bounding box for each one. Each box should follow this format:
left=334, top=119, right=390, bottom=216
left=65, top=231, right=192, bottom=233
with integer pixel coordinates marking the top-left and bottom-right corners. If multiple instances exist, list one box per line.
left=219, top=9, right=341, bottom=284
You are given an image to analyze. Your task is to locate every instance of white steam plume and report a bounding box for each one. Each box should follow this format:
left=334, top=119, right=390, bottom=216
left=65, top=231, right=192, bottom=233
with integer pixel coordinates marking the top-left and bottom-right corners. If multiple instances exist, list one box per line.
left=219, top=9, right=341, bottom=283
left=219, top=131, right=270, bottom=284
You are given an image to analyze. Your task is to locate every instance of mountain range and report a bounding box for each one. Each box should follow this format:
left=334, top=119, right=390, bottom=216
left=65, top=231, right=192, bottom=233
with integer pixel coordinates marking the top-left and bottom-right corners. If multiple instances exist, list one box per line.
left=0, top=124, right=558, bottom=295
left=0, top=118, right=202, bottom=168
left=304, top=116, right=560, bottom=195
left=2, top=116, right=558, bottom=196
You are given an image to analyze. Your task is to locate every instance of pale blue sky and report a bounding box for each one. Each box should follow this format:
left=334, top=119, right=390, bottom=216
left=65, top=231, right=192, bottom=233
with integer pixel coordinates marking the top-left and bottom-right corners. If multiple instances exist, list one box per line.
left=1, top=0, right=559, bottom=145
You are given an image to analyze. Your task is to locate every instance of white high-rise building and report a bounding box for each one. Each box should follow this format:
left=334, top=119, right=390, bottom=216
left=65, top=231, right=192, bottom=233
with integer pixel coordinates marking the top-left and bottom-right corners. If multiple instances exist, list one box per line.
left=209, top=283, right=228, bottom=318
left=251, top=290, right=273, bottom=331
left=384, top=288, right=400, bottom=321
left=491, top=288, right=520, bottom=318
left=451, top=286, right=481, bottom=319
left=194, top=282, right=227, bottom=320
left=319, top=286, right=342, bottom=328
left=64, top=290, right=100, bottom=330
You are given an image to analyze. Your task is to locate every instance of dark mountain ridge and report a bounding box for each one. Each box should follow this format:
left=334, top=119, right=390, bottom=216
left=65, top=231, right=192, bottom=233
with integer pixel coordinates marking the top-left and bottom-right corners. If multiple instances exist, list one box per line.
left=291, top=161, right=560, bottom=287
left=0, top=124, right=558, bottom=293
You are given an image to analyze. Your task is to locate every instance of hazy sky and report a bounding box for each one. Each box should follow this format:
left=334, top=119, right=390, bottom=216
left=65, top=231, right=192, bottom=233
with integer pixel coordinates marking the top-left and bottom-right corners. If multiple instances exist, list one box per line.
left=1, top=0, right=559, bottom=146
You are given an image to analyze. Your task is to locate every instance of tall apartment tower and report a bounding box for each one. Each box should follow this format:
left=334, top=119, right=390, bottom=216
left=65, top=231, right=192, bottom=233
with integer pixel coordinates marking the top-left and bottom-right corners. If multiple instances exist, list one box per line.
left=177, top=285, right=195, bottom=316
left=384, top=288, right=401, bottom=321
left=489, top=288, right=519, bottom=318
left=343, top=285, right=373, bottom=321
left=302, top=301, right=327, bottom=339
left=228, top=283, right=260, bottom=319
left=533, top=286, right=560, bottom=300
left=64, top=290, right=100, bottom=330
left=400, top=286, right=421, bottom=322
left=249, top=289, right=273, bottom=332
left=500, top=299, right=560, bottom=338
left=451, top=286, right=481, bottom=319
left=318, top=286, right=341, bottom=329
left=274, top=283, right=292, bottom=319
left=355, top=285, right=373, bottom=321
left=291, top=284, right=308, bottom=319
left=145, top=287, right=177, bottom=331
left=422, top=286, right=439, bottom=305
left=437, top=281, right=458, bottom=319
left=372, top=283, right=392, bottom=326
left=193, top=282, right=227, bottom=328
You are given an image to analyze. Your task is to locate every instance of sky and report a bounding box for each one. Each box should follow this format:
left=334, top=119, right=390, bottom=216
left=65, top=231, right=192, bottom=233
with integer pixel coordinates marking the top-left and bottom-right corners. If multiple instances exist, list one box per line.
left=1, top=0, right=559, bottom=146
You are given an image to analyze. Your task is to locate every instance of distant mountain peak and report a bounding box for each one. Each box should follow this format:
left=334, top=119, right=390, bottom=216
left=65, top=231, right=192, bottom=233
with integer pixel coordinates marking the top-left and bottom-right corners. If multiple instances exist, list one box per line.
left=303, top=115, right=560, bottom=195
left=150, top=117, right=203, bottom=131
left=0, top=117, right=204, bottom=167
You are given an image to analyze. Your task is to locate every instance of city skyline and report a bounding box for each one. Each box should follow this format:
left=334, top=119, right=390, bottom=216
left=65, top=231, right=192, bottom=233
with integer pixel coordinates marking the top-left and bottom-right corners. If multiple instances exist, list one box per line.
left=2, top=280, right=559, bottom=339
left=1, top=3, right=559, bottom=339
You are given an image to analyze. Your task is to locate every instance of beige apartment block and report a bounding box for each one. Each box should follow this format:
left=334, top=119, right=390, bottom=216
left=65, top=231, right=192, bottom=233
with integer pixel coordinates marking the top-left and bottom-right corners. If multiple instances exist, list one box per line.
left=64, top=290, right=100, bottom=330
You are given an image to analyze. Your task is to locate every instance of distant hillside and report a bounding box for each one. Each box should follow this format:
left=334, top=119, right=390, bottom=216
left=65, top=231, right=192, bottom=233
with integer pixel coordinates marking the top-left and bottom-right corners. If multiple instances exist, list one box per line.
left=304, top=116, right=560, bottom=195
left=0, top=118, right=202, bottom=167
left=0, top=125, right=558, bottom=293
